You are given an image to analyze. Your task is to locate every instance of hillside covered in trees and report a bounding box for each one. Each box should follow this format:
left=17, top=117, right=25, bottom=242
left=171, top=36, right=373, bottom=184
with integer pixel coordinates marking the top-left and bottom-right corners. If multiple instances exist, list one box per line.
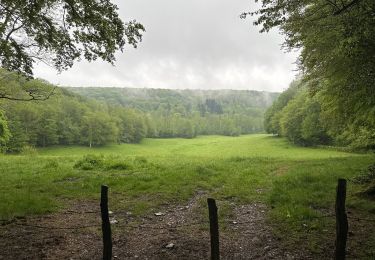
left=0, top=72, right=147, bottom=152
left=0, top=69, right=278, bottom=153
left=265, top=79, right=375, bottom=150
left=252, top=0, right=375, bottom=151
left=67, top=87, right=278, bottom=138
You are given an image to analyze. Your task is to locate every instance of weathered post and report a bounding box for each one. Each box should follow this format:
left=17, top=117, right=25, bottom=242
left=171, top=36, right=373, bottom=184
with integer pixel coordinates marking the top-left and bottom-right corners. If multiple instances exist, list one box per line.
left=207, top=198, right=220, bottom=260
left=101, top=185, right=112, bottom=260
left=335, top=179, right=348, bottom=260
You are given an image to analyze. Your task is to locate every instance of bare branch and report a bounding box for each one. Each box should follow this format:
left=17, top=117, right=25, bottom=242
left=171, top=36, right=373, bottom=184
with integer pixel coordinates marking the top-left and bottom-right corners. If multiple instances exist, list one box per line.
left=0, top=86, right=56, bottom=101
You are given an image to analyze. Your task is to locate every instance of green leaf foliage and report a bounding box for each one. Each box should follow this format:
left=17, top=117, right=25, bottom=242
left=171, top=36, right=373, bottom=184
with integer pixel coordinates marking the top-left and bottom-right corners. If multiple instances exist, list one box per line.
left=0, top=0, right=145, bottom=76
left=0, top=110, right=10, bottom=152
left=250, top=0, right=375, bottom=149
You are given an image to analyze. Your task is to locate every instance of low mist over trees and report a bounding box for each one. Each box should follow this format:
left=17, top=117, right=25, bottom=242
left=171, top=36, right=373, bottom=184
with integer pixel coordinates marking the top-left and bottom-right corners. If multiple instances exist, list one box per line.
left=0, top=69, right=278, bottom=152
left=68, top=87, right=278, bottom=139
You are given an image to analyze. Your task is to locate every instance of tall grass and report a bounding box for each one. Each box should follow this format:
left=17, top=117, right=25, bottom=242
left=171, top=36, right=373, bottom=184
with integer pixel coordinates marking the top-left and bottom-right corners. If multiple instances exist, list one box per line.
left=1, top=134, right=374, bottom=256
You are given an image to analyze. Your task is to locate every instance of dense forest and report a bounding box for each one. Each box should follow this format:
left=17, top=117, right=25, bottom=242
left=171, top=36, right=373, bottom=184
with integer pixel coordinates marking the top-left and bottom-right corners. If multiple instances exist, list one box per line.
left=67, top=87, right=278, bottom=138
left=252, top=0, right=375, bottom=151
left=265, top=78, right=375, bottom=150
left=0, top=69, right=278, bottom=153
left=0, top=71, right=147, bottom=152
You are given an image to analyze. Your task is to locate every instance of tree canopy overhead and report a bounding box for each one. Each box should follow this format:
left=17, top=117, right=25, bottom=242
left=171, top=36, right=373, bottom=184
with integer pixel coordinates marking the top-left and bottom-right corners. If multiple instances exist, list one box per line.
left=0, top=0, right=145, bottom=77
left=246, top=0, right=375, bottom=149
left=244, top=0, right=375, bottom=89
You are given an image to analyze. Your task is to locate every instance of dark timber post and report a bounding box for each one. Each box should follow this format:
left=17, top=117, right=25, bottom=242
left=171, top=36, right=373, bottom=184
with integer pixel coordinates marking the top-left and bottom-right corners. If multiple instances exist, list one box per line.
left=101, top=185, right=112, bottom=260
left=207, top=198, right=220, bottom=260
left=335, top=179, right=348, bottom=260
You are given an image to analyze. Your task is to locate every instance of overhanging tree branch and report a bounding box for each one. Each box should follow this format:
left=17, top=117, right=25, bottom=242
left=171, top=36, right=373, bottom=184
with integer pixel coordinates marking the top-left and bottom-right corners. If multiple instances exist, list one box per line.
left=0, top=86, right=56, bottom=101
left=0, top=0, right=144, bottom=77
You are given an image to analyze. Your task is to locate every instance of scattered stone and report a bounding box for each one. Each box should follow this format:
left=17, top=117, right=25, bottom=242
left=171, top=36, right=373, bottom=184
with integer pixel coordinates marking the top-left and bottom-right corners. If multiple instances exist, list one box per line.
left=108, top=211, right=114, bottom=215
left=110, top=219, right=118, bottom=224
left=232, top=221, right=238, bottom=224
left=165, top=243, right=175, bottom=249
left=264, top=246, right=270, bottom=251
left=154, top=212, right=165, bottom=216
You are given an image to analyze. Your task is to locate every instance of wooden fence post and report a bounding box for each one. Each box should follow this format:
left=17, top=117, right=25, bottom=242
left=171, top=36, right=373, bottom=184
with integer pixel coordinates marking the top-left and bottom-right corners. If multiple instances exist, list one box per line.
left=335, top=179, right=348, bottom=260
left=101, top=185, right=112, bottom=260
left=207, top=198, right=220, bottom=260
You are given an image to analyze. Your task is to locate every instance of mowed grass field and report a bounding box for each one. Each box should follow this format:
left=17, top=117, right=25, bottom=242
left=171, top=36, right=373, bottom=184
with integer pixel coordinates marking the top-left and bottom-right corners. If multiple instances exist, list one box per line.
left=1, top=134, right=375, bottom=256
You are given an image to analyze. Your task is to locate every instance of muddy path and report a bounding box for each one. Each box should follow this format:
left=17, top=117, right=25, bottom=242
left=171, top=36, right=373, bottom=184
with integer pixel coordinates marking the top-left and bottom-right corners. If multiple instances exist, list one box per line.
left=0, top=194, right=308, bottom=260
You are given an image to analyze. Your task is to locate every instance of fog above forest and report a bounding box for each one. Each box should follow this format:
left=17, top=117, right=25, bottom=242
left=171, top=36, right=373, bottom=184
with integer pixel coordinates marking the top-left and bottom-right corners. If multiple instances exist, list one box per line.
left=33, top=0, right=298, bottom=92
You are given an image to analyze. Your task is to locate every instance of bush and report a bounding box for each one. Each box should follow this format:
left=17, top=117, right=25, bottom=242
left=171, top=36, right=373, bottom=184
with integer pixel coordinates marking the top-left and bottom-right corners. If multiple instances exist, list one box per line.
left=74, top=154, right=134, bottom=171
left=74, top=154, right=104, bottom=170
left=20, top=145, right=38, bottom=156
left=352, top=163, right=375, bottom=184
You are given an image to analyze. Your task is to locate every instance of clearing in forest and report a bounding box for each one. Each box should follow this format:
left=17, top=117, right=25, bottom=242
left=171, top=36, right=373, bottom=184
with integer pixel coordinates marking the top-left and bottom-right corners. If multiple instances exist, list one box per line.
left=1, top=134, right=374, bottom=259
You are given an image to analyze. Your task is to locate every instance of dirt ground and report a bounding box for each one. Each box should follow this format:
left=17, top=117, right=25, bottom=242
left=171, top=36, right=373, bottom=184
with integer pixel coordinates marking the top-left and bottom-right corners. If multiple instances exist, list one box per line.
left=0, top=194, right=313, bottom=260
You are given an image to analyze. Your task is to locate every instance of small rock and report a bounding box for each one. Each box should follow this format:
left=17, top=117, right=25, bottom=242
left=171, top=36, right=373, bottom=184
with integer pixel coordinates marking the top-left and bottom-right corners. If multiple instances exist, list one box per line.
left=110, top=219, right=118, bottom=224
left=232, top=221, right=238, bottom=224
left=165, top=243, right=175, bottom=249
left=108, top=211, right=114, bottom=215
left=264, top=246, right=270, bottom=251
left=154, top=212, right=165, bottom=216
left=286, top=253, right=294, bottom=260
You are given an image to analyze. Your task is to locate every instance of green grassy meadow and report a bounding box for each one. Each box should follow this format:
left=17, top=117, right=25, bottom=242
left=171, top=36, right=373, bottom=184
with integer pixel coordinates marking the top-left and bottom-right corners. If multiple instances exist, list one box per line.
left=1, top=134, right=374, bottom=256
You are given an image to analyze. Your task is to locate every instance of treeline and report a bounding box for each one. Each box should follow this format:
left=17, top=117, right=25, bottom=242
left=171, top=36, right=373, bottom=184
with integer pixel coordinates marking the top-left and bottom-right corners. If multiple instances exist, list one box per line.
left=0, top=91, right=148, bottom=152
left=0, top=71, right=149, bottom=152
left=0, top=70, right=278, bottom=152
left=253, top=0, right=375, bottom=151
left=265, top=79, right=375, bottom=150
left=67, top=87, right=277, bottom=138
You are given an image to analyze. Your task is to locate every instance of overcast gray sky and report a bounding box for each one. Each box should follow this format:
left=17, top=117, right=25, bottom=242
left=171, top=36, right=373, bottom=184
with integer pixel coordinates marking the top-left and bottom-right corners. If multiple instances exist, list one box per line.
left=34, top=0, right=299, bottom=92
